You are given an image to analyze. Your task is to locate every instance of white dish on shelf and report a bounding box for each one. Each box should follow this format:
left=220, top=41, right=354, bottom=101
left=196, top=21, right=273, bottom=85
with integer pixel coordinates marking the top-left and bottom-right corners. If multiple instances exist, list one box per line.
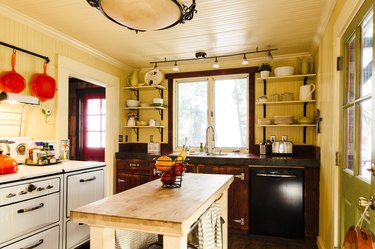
left=274, top=66, right=294, bottom=77
left=145, top=69, right=163, bottom=85
left=126, top=99, right=139, bottom=107
left=273, top=115, right=294, bottom=125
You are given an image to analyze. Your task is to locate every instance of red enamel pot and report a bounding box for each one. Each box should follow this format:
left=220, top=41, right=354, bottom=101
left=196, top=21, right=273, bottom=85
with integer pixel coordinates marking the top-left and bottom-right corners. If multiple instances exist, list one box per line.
left=30, top=62, right=56, bottom=102
left=0, top=51, right=26, bottom=93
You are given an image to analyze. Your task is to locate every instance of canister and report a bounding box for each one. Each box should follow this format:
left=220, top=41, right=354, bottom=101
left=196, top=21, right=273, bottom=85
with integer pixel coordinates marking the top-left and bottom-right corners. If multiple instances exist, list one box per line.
left=260, top=143, right=266, bottom=155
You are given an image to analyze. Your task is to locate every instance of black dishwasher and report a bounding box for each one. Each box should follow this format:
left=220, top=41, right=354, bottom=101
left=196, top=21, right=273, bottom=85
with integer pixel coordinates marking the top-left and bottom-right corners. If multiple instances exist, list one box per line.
left=249, top=167, right=304, bottom=239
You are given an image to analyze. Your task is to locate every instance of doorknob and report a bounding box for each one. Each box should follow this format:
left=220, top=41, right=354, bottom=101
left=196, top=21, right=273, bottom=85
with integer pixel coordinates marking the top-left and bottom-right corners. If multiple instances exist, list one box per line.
left=367, top=162, right=375, bottom=176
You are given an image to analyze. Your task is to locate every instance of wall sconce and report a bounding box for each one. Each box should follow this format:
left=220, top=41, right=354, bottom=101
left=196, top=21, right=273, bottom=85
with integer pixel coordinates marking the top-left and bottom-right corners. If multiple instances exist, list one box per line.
left=0, top=92, right=39, bottom=105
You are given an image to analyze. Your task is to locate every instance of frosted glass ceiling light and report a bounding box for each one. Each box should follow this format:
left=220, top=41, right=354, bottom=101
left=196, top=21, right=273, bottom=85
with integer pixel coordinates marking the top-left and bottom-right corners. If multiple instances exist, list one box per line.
left=212, top=57, right=220, bottom=68
left=87, top=0, right=197, bottom=33
left=267, top=50, right=274, bottom=61
left=242, top=54, right=249, bottom=65
left=172, top=61, right=179, bottom=71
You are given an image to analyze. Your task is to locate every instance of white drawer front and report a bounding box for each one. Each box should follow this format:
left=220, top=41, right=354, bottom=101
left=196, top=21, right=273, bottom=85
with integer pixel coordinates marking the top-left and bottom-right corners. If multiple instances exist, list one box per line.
left=66, top=170, right=104, bottom=217
left=66, top=220, right=89, bottom=249
left=2, top=225, right=60, bottom=249
left=0, top=177, right=61, bottom=206
left=0, top=192, right=60, bottom=244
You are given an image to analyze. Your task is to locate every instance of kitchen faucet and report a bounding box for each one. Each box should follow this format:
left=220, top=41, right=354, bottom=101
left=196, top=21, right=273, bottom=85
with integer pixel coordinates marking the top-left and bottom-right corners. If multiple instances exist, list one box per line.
left=205, top=126, right=215, bottom=153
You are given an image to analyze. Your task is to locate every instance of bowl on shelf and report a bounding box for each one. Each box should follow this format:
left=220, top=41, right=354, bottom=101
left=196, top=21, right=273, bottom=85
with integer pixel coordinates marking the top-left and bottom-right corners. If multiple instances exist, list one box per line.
left=258, top=119, right=272, bottom=125
left=273, top=115, right=294, bottom=125
left=153, top=98, right=163, bottom=105
left=136, top=121, right=148, bottom=126
left=297, top=116, right=313, bottom=124
left=274, top=66, right=294, bottom=77
left=126, top=99, right=139, bottom=107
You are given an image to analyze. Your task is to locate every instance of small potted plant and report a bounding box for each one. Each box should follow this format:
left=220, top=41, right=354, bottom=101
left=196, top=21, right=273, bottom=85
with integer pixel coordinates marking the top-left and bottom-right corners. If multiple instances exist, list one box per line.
left=258, top=63, right=272, bottom=78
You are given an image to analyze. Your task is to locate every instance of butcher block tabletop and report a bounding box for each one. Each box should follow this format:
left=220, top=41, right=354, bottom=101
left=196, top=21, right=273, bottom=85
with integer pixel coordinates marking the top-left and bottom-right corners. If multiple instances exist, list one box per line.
left=70, top=173, right=234, bottom=236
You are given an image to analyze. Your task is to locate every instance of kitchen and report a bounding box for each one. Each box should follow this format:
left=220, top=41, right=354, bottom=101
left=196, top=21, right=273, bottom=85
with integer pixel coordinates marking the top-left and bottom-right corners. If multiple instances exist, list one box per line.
left=0, top=0, right=374, bottom=249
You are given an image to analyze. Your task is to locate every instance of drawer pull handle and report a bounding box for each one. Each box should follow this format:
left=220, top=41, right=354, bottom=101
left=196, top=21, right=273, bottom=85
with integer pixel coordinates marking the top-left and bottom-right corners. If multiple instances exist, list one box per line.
left=46, top=185, right=54, bottom=189
left=234, top=173, right=245, bottom=181
left=256, top=173, right=296, bottom=178
left=19, top=190, right=28, bottom=195
left=79, top=223, right=86, bottom=226
left=37, top=187, right=45, bottom=191
left=233, top=218, right=244, bottom=225
left=17, top=203, right=44, bottom=213
left=80, top=176, right=97, bottom=182
left=6, top=193, right=16, bottom=198
left=129, top=163, right=140, bottom=167
left=20, top=239, right=44, bottom=249
left=117, top=178, right=125, bottom=183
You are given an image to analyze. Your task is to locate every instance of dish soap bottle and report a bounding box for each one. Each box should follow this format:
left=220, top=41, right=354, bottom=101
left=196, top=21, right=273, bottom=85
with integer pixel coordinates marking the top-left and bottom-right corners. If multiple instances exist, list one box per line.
left=199, top=142, right=204, bottom=152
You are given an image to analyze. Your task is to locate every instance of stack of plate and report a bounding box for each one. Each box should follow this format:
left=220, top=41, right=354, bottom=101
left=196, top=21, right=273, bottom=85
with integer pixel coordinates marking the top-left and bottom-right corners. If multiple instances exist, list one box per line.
left=258, top=119, right=271, bottom=125
left=273, top=115, right=294, bottom=125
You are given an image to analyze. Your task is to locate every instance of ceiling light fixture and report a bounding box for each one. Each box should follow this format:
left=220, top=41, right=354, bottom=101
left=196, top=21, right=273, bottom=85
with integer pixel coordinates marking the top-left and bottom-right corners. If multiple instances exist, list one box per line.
left=242, top=54, right=249, bottom=65
left=150, top=47, right=278, bottom=71
left=173, top=61, right=179, bottom=72
left=212, top=58, right=220, bottom=69
left=0, top=92, right=39, bottom=105
left=86, top=0, right=197, bottom=33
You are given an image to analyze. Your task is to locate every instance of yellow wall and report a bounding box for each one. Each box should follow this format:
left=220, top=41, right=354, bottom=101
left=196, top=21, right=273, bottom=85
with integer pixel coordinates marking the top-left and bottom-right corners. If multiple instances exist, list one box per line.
left=0, top=11, right=131, bottom=140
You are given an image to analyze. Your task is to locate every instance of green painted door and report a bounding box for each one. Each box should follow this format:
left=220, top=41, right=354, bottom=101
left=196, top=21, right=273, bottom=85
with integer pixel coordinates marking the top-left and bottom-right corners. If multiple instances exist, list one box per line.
left=340, top=0, right=375, bottom=245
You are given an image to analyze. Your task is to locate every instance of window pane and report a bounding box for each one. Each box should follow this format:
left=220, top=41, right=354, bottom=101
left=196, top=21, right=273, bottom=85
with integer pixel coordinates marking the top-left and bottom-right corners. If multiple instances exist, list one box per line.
left=87, top=99, right=102, bottom=114
left=87, top=116, right=101, bottom=131
left=177, top=81, right=208, bottom=147
left=102, top=99, right=106, bottom=114
left=346, top=35, right=356, bottom=103
left=87, top=132, right=101, bottom=148
left=101, top=116, right=106, bottom=130
left=101, top=132, right=106, bottom=147
left=345, top=107, right=355, bottom=171
left=361, top=11, right=373, bottom=96
left=214, top=78, right=248, bottom=148
left=359, top=100, right=372, bottom=179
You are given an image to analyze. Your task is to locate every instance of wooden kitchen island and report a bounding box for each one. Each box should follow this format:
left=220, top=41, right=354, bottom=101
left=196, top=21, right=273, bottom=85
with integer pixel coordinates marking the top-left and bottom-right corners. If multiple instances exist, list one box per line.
left=70, top=173, right=234, bottom=249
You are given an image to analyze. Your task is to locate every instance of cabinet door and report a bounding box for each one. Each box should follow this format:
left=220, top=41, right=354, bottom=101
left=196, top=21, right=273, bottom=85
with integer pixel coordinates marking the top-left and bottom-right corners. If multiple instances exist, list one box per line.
left=66, top=169, right=104, bottom=217
left=116, top=159, right=151, bottom=192
left=197, top=164, right=249, bottom=231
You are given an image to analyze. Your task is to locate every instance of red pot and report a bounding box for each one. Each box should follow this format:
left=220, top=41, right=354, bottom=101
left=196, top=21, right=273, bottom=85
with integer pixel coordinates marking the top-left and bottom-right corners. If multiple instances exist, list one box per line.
left=0, top=154, right=18, bottom=174
left=0, top=51, right=26, bottom=93
left=30, top=62, right=56, bottom=102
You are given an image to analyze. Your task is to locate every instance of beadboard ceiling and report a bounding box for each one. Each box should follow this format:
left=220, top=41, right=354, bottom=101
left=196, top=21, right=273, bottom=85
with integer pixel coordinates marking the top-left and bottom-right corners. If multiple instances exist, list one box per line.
left=0, top=0, right=335, bottom=69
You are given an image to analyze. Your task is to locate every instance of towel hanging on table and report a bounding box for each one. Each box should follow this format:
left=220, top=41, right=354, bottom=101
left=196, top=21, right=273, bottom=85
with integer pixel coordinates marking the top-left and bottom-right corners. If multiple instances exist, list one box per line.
left=198, top=200, right=222, bottom=249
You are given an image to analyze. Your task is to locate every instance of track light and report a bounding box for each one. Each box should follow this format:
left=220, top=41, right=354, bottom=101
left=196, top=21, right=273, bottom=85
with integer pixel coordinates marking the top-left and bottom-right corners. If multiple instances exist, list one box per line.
left=154, top=63, right=158, bottom=70
left=149, top=47, right=277, bottom=70
left=242, top=54, right=249, bottom=65
left=212, top=57, right=220, bottom=68
left=172, top=61, right=179, bottom=71
left=267, top=51, right=273, bottom=61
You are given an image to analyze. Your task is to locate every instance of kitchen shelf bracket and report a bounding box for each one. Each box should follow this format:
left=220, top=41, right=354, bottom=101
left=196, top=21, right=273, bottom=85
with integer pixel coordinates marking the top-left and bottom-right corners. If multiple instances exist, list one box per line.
left=131, top=127, right=139, bottom=141
left=157, top=127, right=164, bottom=142
left=157, top=88, right=164, bottom=98
left=130, top=89, right=139, bottom=100
left=157, top=109, right=164, bottom=120
left=303, top=76, right=308, bottom=85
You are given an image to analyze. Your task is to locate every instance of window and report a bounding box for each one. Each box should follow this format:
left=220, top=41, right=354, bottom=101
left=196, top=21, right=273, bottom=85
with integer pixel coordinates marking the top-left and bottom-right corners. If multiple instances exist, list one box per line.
left=175, top=75, right=249, bottom=150
left=343, top=9, right=373, bottom=181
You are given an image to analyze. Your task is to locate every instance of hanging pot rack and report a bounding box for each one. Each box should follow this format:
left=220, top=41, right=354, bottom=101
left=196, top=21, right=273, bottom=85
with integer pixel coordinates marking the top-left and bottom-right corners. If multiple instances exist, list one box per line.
left=0, top=41, right=50, bottom=63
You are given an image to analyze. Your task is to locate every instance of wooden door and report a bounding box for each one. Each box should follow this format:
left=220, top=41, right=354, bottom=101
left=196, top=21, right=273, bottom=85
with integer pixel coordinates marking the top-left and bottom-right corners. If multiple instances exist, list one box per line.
left=340, top=0, right=375, bottom=244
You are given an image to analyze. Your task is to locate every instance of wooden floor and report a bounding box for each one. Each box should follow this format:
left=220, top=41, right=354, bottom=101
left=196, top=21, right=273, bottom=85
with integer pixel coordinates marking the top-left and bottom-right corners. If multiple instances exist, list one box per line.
left=228, top=232, right=318, bottom=249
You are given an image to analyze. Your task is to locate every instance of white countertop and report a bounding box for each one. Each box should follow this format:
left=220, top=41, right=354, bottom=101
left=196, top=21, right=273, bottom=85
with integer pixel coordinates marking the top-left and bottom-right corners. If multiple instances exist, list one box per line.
left=0, top=160, right=105, bottom=183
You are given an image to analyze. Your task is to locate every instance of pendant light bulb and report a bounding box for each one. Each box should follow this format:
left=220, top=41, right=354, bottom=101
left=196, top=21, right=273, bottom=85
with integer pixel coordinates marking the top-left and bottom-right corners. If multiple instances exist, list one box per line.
left=242, top=54, right=249, bottom=65
left=212, top=57, right=220, bottom=68
left=172, top=61, right=179, bottom=71
left=154, top=62, right=158, bottom=70
left=267, top=51, right=273, bottom=61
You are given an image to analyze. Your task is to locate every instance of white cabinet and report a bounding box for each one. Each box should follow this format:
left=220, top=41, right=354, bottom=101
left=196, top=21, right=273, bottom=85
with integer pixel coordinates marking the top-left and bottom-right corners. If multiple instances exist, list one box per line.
left=0, top=175, right=62, bottom=248
left=63, top=166, right=105, bottom=249
left=2, top=225, right=60, bottom=249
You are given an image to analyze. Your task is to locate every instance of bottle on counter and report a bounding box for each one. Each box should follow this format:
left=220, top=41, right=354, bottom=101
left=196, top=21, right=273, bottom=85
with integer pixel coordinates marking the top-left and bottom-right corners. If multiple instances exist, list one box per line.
left=199, top=142, right=204, bottom=152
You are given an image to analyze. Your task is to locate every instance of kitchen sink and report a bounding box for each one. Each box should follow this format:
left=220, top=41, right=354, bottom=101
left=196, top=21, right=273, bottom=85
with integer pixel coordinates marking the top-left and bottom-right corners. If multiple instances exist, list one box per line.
left=187, top=152, right=230, bottom=157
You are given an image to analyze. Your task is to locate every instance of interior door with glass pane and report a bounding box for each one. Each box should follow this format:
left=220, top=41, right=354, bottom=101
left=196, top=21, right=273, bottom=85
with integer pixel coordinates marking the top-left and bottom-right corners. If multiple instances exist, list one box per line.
left=340, top=0, right=375, bottom=244
left=82, top=91, right=106, bottom=162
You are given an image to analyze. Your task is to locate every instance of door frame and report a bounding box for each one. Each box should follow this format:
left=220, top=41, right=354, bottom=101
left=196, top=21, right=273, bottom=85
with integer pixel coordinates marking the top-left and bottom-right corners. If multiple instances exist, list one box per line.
left=57, top=55, right=120, bottom=197
left=332, top=0, right=368, bottom=247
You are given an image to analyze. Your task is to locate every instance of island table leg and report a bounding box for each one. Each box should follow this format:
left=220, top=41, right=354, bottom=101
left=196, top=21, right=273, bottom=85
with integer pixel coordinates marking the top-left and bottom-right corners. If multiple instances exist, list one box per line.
left=90, top=226, right=115, bottom=249
left=220, top=189, right=229, bottom=249
left=163, top=235, right=188, bottom=249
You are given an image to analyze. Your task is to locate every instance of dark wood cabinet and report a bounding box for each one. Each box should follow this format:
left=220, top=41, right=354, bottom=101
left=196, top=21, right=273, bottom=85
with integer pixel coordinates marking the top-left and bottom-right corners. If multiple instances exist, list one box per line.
left=116, top=159, right=151, bottom=193
left=196, top=164, right=249, bottom=231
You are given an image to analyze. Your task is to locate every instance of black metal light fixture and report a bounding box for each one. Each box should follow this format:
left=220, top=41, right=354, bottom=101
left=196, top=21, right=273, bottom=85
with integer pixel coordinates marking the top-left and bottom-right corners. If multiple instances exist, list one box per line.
left=86, top=0, right=197, bottom=33
left=150, top=47, right=277, bottom=71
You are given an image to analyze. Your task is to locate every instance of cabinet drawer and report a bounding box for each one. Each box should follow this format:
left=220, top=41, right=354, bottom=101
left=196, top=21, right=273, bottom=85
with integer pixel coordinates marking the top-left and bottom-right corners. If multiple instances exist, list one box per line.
left=0, top=192, right=60, bottom=244
left=66, top=169, right=104, bottom=218
left=117, top=159, right=149, bottom=171
left=0, top=177, right=60, bottom=206
left=2, top=225, right=60, bottom=249
left=66, top=220, right=89, bottom=249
